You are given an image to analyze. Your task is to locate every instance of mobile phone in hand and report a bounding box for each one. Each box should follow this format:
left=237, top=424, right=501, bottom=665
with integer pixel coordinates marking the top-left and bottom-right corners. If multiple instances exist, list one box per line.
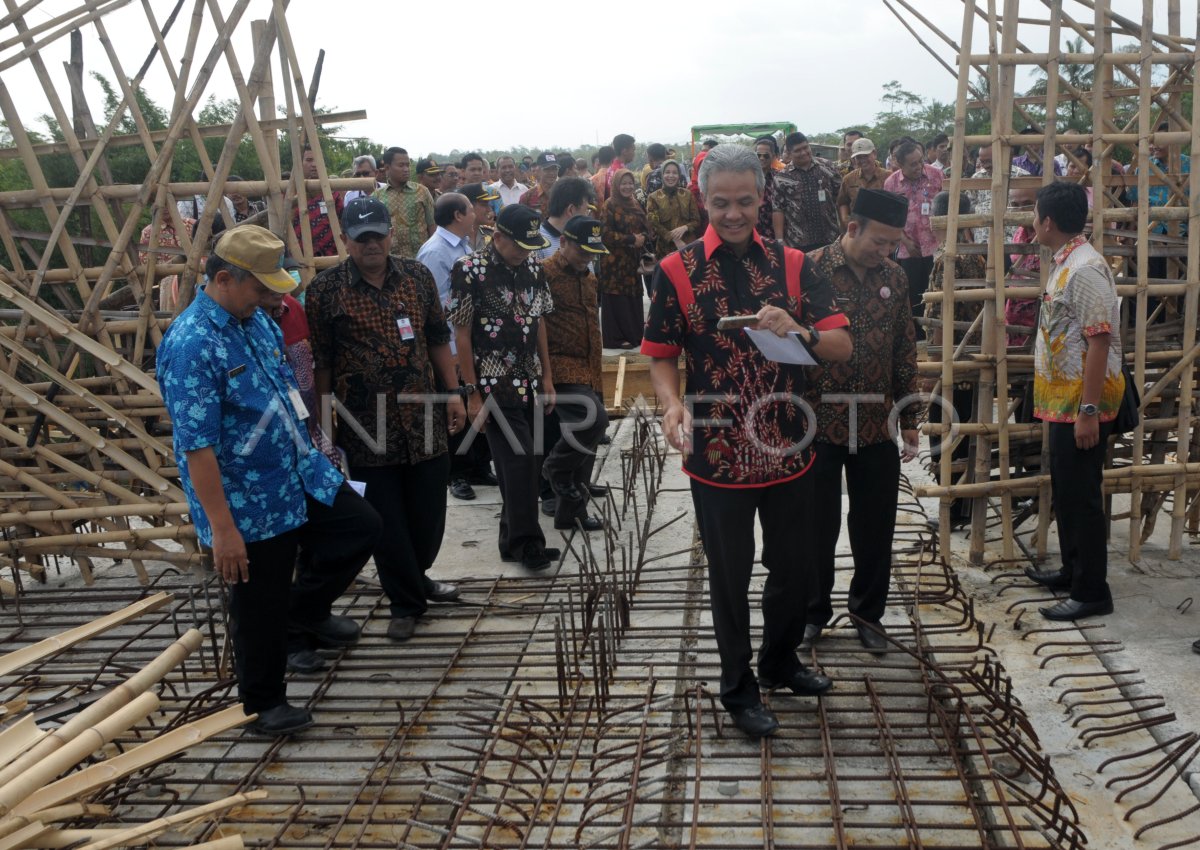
left=716, top=315, right=759, bottom=331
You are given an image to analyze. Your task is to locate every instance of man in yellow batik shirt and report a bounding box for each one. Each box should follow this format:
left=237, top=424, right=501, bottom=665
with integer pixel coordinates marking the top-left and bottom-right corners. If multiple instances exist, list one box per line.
left=1024, top=182, right=1124, bottom=622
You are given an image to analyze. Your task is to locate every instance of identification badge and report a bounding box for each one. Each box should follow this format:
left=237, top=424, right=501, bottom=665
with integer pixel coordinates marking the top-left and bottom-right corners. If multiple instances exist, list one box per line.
left=287, top=387, right=310, bottom=421
left=396, top=317, right=415, bottom=340
left=920, top=202, right=931, bottom=216
left=818, top=189, right=828, bottom=203
left=318, top=201, right=328, bottom=215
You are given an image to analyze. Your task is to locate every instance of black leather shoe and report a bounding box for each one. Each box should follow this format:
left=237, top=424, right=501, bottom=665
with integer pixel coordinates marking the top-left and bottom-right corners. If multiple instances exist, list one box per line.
left=598, top=434, right=612, bottom=445
left=449, top=478, right=476, bottom=500
left=246, top=702, right=313, bottom=736
left=295, top=614, right=360, bottom=648
left=1193, top=638, right=1200, bottom=655
left=521, top=548, right=555, bottom=571
left=1040, top=598, right=1114, bottom=621
left=729, top=703, right=780, bottom=739
left=424, top=579, right=460, bottom=603
left=387, top=616, right=416, bottom=641
left=855, top=621, right=888, bottom=654
left=556, top=514, right=604, bottom=531
left=759, top=666, right=833, bottom=697
left=541, top=497, right=557, bottom=517
left=502, top=547, right=560, bottom=563
left=467, top=470, right=498, bottom=486
left=286, top=649, right=327, bottom=674
left=586, top=482, right=609, bottom=497
left=798, top=623, right=822, bottom=651
left=1024, top=567, right=1071, bottom=591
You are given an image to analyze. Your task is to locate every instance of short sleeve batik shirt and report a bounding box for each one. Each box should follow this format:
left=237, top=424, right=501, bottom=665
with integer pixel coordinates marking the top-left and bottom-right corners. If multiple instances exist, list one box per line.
left=157, top=288, right=344, bottom=546
left=1034, top=236, right=1124, bottom=423
left=447, top=245, right=554, bottom=406
left=306, top=256, right=452, bottom=468
left=373, top=181, right=435, bottom=259
left=641, top=227, right=849, bottom=488
left=774, top=160, right=842, bottom=249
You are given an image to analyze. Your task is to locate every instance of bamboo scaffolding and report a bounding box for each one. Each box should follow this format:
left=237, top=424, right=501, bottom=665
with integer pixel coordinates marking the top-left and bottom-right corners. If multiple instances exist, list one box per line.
left=0, top=2, right=365, bottom=584
left=912, top=0, right=1199, bottom=562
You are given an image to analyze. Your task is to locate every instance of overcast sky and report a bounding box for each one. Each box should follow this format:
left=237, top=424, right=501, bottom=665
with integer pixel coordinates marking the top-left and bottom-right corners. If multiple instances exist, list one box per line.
left=3, top=0, right=1196, bottom=156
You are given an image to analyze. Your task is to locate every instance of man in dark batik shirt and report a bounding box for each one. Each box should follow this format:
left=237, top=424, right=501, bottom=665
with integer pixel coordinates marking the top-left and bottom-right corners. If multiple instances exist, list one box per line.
left=773, top=132, right=842, bottom=253
left=804, top=189, right=921, bottom=655
left=643, top=145, right=852, bottom=741
left=308, top=198, right=468, bottom=644
left=449, top=205, right=558, bottom=572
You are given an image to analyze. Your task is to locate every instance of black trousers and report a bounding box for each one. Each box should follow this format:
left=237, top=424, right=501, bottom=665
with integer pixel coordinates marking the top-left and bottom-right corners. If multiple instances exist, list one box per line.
left=350, top=454, right=450, bottom=619
left=691, top=474, right=817, bottom=712
left=448, top=424, right=493, bottom=481
left=600, top=292, right=644, bottom=348
left=542, top=385, right=608, bottom=520
left=809, top=441, right=901, bottom=627
left=485, top=400, right=546, bottom=558
left=1049, top=420, right=1113, bottom=603
left=539, top=410, right=562, bottom=503
left=228, top=484, right=381, bottom=713
left=899, top=255, right=935, bottom=320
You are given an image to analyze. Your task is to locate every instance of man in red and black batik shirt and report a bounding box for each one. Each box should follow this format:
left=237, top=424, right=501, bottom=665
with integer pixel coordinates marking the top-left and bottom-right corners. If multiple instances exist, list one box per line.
left=643, top=145, right=852, bottom=740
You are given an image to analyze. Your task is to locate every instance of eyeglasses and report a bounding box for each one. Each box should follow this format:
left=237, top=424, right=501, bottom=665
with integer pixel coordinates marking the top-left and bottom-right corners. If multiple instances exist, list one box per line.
left=354, top=171, right=374, bottom=177
left=352, top=231, right=388, bottom=243
left=756, top=153, right=773, bottom=160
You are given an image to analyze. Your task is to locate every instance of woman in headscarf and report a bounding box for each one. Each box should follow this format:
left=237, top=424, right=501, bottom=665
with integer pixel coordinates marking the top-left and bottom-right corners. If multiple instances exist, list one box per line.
left=646, top=160, right=701, bottom=258
left=599, top=168, right=652, bottom=348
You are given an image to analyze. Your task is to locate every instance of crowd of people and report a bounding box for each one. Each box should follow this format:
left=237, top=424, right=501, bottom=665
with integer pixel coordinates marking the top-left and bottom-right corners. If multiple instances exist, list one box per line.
left=154, top=123, right=1175, bottom=740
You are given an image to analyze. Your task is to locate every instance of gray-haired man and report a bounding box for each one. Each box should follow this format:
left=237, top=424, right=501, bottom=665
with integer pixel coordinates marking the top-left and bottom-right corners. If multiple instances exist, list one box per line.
left=345, top=154, right=381, bottom=204
left=643, top=145, right=853, bottom=739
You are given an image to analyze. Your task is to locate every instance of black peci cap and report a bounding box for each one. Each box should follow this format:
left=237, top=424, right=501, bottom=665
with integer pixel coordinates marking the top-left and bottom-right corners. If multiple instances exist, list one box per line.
left=852, top=189, right=908, bottom=229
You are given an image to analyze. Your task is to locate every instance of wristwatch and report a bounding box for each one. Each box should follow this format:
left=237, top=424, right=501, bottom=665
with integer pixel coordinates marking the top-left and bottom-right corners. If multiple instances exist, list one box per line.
left=805, top=325, right=821, bottom=347
left=454, top=384, right=477, bottom=399
left=1079, top=402, right=1098, bottom=416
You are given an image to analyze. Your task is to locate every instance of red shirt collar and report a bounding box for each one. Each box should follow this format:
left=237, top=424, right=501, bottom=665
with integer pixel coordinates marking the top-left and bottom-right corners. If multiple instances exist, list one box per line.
left=702, top=224, right=766, bottom=261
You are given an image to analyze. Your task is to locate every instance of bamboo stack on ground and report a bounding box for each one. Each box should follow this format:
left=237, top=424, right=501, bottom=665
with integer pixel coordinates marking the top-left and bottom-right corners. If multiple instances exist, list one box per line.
left=0, top=2, right=368, bottom=591
left=891, top=0, right=1200, bottom=565
left=0, top=596, right=260, bottom=849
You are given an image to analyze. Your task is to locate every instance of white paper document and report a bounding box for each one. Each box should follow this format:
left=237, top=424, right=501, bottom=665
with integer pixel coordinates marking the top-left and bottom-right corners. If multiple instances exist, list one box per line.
left=743, top=329, right=818, bottom=366
left=349, top=480, right=367, bottom=497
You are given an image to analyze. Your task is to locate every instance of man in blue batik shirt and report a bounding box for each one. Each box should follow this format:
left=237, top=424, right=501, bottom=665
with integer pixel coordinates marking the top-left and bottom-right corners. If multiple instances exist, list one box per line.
left=158, top=225, right=381, bottom=737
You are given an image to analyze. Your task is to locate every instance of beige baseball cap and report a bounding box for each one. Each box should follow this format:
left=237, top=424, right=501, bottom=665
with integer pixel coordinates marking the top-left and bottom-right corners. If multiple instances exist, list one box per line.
left=213, top=225, right=296, bottom=293
left=850, top=138, right=877, bottom=159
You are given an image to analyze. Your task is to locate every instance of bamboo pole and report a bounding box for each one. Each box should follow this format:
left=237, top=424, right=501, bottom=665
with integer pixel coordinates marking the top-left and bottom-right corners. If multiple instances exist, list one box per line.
left=76, top=790, right=266, bottom=850
left=1126, top=0, right=1153, bottom=562
left=0, top=692, right=158, bottom=818
left=0, top=592, right=171, bottom=676
left=12, top=705, right=250, bottom=817
left=0, top=630, right=201, bottom=789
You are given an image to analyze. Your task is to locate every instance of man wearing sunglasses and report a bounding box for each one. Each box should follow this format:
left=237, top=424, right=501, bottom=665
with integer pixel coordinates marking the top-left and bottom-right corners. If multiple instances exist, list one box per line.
left=345, top=154, right=382, bottom=204
left=307, top=197, right=468, bottom=643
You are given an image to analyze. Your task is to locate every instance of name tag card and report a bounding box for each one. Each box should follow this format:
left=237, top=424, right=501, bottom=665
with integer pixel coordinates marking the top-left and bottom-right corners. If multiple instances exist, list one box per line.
left=396, top=317, right=415, bottom=340
left=287, top=387, right=310, bottom=420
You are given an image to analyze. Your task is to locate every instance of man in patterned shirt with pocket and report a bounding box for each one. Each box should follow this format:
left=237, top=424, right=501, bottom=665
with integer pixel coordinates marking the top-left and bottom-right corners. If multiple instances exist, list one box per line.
left=158, top=225, right=381, bottom=737
left=449, top=205, right=559, bottom=572
left=1022, top=182, right=1124, bottom=622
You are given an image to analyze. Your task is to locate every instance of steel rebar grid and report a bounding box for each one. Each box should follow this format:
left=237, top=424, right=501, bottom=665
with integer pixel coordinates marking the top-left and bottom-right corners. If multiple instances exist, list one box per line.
left=0, top=412, right=1104, bottom=849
